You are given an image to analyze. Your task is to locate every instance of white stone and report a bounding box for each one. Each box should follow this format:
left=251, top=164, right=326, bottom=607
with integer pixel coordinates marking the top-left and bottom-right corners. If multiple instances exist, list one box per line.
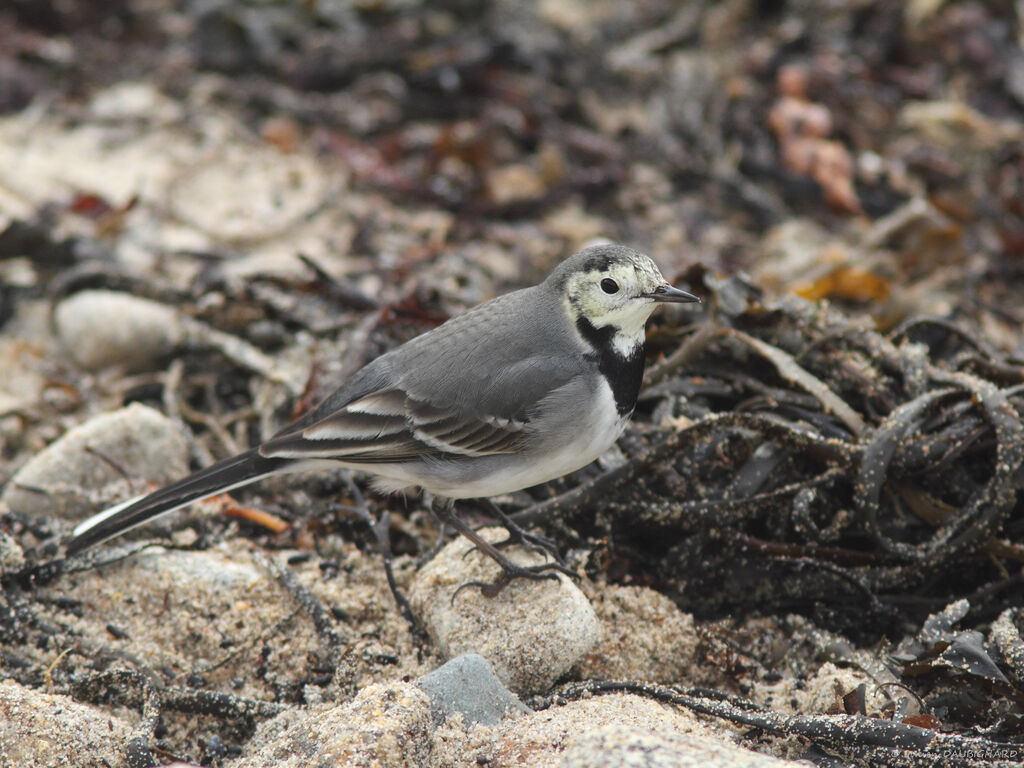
left=54, top=290, right=183, bottom=371
left=1, top=403, right=188, bottom=520
left=409, top=527, right=599, bottom=695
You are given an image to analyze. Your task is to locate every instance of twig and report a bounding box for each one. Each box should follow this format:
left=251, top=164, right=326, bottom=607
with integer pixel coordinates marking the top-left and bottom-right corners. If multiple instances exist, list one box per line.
left=252, top=549, right=345, bottom=673
left=643, top=319, right=722, bottom=388
left=297, top=253, right=379, bottom=311
left=333, top=474, right=419, bottom=631
left=179, top=316, right=306, bottom=396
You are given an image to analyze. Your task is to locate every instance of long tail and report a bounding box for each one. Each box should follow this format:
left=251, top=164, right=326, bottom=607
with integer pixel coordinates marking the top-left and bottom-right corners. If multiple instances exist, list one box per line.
left=65, top=449, right=290, bottom=556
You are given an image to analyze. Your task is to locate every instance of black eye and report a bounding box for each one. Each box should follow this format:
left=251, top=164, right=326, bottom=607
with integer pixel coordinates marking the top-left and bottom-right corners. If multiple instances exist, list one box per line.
left=600, top=278, right=619, bottom=294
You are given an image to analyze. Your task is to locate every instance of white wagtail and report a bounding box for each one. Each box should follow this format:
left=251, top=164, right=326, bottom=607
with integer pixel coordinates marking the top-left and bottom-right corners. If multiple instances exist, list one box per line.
left=64, top=244, right=699, bottom=584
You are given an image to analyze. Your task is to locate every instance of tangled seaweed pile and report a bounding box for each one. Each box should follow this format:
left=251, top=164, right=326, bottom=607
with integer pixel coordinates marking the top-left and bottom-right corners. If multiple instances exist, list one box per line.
left=521, top=272, right=1024, bottom=749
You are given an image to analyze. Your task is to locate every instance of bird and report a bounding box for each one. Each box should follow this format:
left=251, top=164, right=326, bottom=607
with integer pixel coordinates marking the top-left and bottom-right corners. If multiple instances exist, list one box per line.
left=63, top=244, right=699, bottom=587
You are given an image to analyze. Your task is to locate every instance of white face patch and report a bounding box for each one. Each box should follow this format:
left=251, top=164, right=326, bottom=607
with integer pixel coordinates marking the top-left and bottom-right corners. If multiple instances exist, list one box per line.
left=561, top=253, right=669, bottom=352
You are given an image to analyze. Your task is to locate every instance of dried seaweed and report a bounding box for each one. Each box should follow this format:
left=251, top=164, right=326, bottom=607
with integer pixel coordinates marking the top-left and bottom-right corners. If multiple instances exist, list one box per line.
left=509, top=274, right=1024, bottom=742
left=544, top=275, right=1024, bottom=648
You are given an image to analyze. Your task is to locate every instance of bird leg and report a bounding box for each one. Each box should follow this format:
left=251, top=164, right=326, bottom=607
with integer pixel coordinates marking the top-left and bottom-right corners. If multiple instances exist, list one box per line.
left=479, top=499, right=567, bottom=566
left=335, top=475, right=417, bottom=629
left=430, top=500, right=573, bottom=598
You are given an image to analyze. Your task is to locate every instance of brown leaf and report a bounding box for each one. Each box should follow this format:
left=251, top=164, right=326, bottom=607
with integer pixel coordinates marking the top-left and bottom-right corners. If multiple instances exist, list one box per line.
left=795, top=266, right=891, bottom=302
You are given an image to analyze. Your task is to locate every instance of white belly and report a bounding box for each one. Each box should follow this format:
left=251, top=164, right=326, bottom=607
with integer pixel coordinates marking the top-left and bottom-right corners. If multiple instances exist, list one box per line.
left=362, top=379, right=629, bottom=498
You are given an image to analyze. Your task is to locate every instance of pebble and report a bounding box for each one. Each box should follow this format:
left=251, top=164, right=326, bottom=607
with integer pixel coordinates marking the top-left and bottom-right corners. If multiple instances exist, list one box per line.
left=53, top=290, right=183, bottom=371
left=0, top=403, right=188, bottom=521
left=409, top=527, right=599, bottom=695
left=241, top=682, right=433, bottom=768
left=492, top=692, right=784, bottom=768
left=0, top=531, right=25, bottom=575
left=416, top=653, right=531, bottom=726
left=560, top=724, right=796, bottom=768
left=577, top=585, right=698, bottom=683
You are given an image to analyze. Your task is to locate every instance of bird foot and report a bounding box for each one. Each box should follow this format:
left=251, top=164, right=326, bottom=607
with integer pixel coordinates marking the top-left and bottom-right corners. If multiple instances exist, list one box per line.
left=452, top=560, right=572, bottom=600
left=479, top=500, right=567, bottom=566
left=489, top=528, right=565, bottom=563
left=431, top=500, right=574, bottom=600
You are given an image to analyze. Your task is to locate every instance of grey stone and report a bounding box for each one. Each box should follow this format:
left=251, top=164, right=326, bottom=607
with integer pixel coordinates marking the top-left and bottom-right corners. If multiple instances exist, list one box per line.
left=409, top=527, right=599, bottom=695
left=1, top=403, right=189, bottom=521
left=416, top=652, right=531, bottom=726
left=54, top=290, right=183, bottom=371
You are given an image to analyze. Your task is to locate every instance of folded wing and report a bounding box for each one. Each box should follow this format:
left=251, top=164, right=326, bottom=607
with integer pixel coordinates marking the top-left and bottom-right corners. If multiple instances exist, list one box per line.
left=259, top=387, right=530, bottom=463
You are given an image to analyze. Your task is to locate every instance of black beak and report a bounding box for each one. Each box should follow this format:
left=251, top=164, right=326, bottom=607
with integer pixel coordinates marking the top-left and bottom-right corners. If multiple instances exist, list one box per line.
left=648, top=284, right=700, bottom=303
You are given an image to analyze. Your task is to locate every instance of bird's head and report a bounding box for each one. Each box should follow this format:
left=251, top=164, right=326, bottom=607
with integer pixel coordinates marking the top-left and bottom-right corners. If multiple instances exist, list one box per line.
left=548, top=244, right=699, bottom=354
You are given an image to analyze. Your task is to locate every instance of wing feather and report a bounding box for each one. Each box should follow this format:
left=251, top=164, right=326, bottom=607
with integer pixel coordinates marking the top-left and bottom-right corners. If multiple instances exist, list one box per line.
left=260, top=387, right=529, bottom=462
left=303, top=411, right=407, bottom=441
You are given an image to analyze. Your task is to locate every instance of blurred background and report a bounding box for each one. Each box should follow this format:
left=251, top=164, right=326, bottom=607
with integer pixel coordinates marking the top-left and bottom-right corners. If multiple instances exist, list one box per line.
left=1, top=0, right=1022, bottom=336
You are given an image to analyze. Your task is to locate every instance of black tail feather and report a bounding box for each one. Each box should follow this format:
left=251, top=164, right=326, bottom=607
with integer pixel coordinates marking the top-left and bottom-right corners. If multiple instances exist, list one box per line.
left=65, top=449, right=288, bottom=556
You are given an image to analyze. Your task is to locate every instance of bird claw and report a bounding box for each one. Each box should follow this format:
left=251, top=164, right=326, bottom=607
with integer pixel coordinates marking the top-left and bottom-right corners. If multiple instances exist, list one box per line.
left=451, top=560, right=569, bottom=601
left=431, top=500, right=574, bottom=602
